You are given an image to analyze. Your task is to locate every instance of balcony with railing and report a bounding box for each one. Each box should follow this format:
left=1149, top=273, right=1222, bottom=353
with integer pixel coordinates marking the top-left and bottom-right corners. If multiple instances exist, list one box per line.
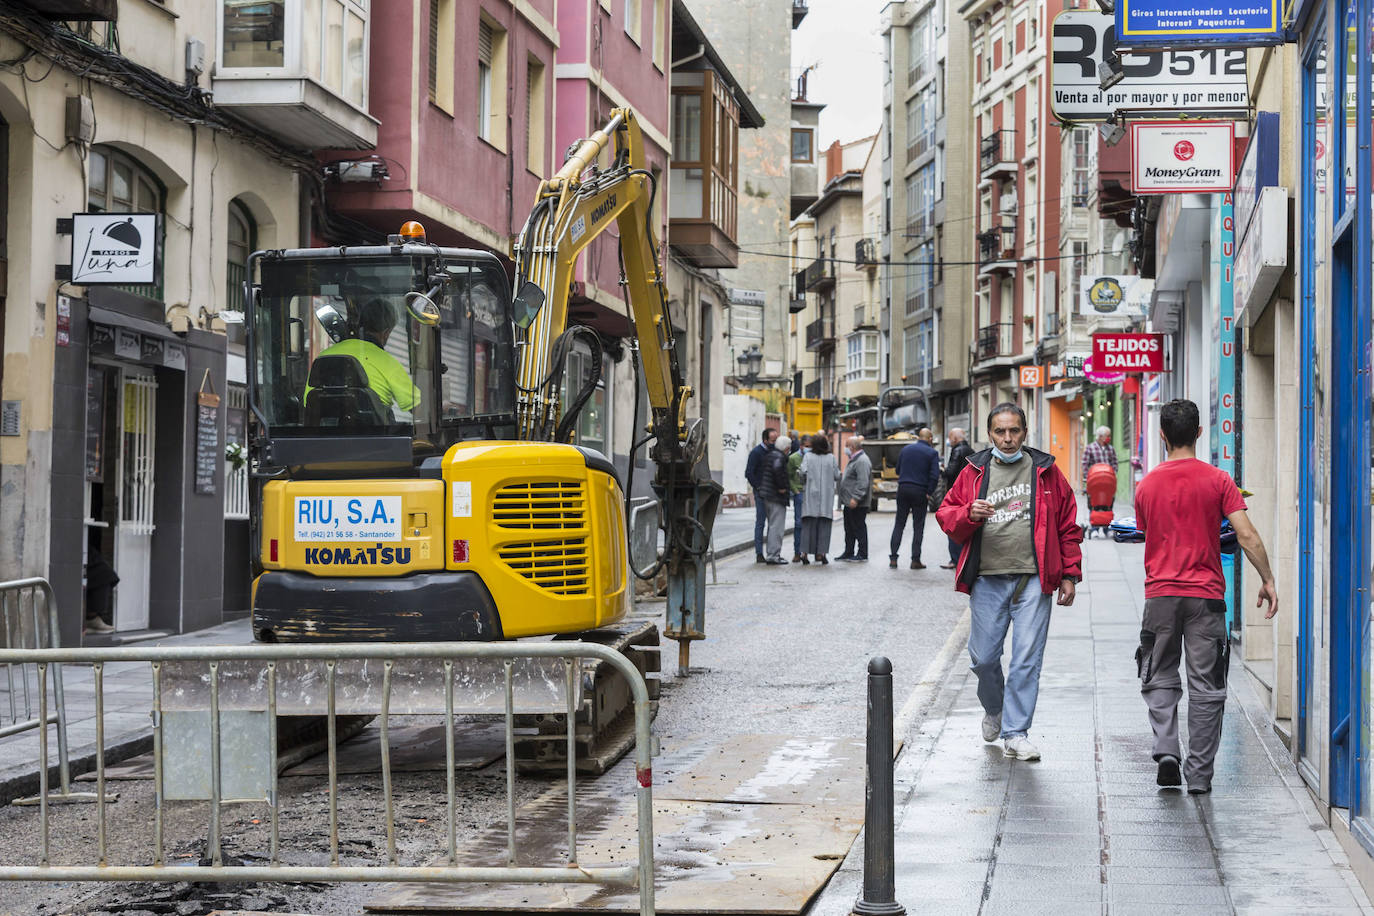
left=977, top=217, right=1017, bottom=273
left=979, top=129, right=1017, bottom=179
left=671, top=70, right=748, bottom=268
left=805, top=315, right=835, bottom=351
left=975, top=323, right=1016, bottom=364
left=212, top=0, right=379, bottom=149
left=855, top=238, right=878, bottom=272
left=803, top=256, right=835, bottom=292
left=790, top=270, right=809, bottom=312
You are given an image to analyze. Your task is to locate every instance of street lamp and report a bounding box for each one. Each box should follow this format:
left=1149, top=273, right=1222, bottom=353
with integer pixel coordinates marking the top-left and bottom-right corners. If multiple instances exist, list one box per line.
left=736, top=344, right=763, bottom=385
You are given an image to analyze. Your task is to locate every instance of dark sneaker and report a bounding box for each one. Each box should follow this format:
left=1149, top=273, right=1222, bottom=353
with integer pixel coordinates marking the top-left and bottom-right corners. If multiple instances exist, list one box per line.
left=835, top=554, right=854, bottom=560
left=911, top=560, right=926, bottom=570
left=756, top=555, right=766, bottom=564
left=765, top=557, right=790, bottom=565
left=1187, top=783, right=1212, bottom=795
left=889, top=557, right=898, bottom=568
left=1156, top=755, right=1182, bottom=787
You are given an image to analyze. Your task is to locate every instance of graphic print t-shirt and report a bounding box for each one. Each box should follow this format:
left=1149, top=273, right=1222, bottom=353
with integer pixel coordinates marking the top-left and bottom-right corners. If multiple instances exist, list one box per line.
left=979, top=457, right=1037, bottom=576
left=1134, top=458, right=1247, bottom=599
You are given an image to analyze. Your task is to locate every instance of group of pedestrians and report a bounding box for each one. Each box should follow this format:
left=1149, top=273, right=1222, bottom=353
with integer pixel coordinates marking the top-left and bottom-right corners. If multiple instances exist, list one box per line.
left=746, top=429, right=872, bottom=565
left=936, top=399, right=1276, bottom=792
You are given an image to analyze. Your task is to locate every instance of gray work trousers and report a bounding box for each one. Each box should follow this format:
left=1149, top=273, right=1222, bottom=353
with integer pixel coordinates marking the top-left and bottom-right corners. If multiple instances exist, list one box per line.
left=764, top=500, right=788, bottom=560
left=1138, top=596, right=1230, bottom=789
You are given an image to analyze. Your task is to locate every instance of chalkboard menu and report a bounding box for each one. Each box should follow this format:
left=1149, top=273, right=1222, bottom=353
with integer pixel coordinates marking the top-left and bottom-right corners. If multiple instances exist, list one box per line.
left=195, top=376, right=220, bottom=496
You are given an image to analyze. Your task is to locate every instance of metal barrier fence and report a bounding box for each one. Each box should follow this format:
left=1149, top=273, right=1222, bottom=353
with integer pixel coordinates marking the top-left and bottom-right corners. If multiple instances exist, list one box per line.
left=0, top=578, right=78, bottom=801
left=0, top=641, right=657, bottom=916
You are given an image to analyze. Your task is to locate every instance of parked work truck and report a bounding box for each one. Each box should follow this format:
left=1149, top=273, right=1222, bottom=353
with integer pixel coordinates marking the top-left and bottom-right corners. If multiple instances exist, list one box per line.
left=855, top=386, right=931, bottom=511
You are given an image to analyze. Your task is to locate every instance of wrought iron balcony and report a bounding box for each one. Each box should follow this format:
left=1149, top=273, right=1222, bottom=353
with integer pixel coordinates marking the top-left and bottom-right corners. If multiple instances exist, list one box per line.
left=977, top=218, right=1017, bottom=270
left=805, top=316, right=835, bottom=351
left=979, top=129, right=1017, bottom=178
left=803, top=257, right=835, bottom=292
left=975, top=323, right=1016, bottom=363
left=855, top=238, right=878, bottom=270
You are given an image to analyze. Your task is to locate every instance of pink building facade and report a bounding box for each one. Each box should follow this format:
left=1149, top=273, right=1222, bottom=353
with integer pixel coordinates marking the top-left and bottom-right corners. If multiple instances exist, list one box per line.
left=323, top=1, right=559, bottom=252
left=553, top=0, right=672, bottom=334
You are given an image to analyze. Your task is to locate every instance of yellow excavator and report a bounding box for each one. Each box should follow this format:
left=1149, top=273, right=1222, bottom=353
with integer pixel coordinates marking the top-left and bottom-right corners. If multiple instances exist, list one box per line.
left=243, top=109, right=718, bottom=770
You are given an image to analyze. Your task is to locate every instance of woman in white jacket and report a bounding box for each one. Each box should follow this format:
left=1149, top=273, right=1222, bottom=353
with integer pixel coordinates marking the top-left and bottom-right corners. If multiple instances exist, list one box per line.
left=798, top=434, right=841, bottom=564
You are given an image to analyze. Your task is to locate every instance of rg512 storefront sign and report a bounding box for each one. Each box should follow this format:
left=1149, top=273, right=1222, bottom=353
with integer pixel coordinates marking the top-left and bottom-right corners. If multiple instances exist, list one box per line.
left=1092, top=333, right=1167, bottom=373
left=1131, top=122, right=1236, bottom=194
left=71, top=213, right=157, bottom=285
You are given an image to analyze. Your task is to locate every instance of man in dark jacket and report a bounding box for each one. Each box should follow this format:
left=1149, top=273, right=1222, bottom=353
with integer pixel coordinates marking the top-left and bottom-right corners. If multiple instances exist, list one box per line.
left=940, top=428, right=974, bottom=569
left=936, top=403, right=1082, bottom=762
left=761, top=435, right=792, bottom=564
left=745, top=428, right=779, bottom=562
left=888, top=433, right=941, bottom=569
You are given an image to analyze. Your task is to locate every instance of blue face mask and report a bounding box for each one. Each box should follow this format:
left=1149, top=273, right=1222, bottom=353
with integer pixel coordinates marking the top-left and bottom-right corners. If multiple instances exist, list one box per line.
left=993, top=447, right=1024, bottom=463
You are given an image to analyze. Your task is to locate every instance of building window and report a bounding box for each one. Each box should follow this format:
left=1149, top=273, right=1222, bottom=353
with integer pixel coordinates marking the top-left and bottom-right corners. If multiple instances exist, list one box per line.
left=905, top=240, right=934, bottom=316
left=907, top=12, right=932, bottom=84
left=1071, top=127, right=1092, bottom=206
left=912, top=317, right=934, bottom=387
left=902, top=324, right=919, bottom=379
left=526, top=57, right=545, bottom=174
left=222, top=0, right=285, bottom=67
left=845, top=331, right=880, bottom=383
left=428, top=0, right=455, bottom=111
left=226, top=199, right=255, bottom=314
left=1024, top=169, right=1037, bottom=244
left=669, top=70, right=740, bottom=238
left=562, top=347, right=607, bottom=454
left=476, top=16, right=507, bottom=149
left=651, top=0, right=664, bottom=69
left=1069, top=240, right=1088, bottom=303
left=906, top=164, right=936, bottom=239
left=222, top=0, right=372, bottom=109
left=87, top=145, right=164, bottom=301
left=791, top=127, right=813, bottom=163
left=625, top=0, right=640, bottom=43
left=907, top=82, right=936, bottom=159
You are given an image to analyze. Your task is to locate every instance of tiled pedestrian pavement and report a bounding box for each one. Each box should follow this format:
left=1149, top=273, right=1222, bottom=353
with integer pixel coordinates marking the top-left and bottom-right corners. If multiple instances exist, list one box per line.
left=810, top=536, right=1374, bottom=915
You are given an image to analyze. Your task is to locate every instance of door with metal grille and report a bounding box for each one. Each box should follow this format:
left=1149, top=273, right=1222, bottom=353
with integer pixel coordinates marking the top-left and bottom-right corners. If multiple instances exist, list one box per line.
left=114, top=372, right=156, bottom=631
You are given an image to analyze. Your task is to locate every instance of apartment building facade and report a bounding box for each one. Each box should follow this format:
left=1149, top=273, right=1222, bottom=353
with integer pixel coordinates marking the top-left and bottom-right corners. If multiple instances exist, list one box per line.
left=0, top=0, right=317, bottom=642
left=881, top=0, right=973, bottom=440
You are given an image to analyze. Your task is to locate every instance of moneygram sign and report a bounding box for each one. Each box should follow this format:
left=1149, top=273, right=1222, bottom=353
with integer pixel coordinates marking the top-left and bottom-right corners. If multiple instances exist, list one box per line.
left=1117, top=0, right=1284, bottom=49
left=1051, top=11, right=1248, bottom=122
left=1131, top=121, right=1236, bottom=193
left=1092, top=333, right=1167, bottom=373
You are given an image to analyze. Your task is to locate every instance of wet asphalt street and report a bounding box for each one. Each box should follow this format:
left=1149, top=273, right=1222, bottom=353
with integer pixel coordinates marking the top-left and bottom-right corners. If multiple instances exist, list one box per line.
left=0, top=508, right=968, bottom=916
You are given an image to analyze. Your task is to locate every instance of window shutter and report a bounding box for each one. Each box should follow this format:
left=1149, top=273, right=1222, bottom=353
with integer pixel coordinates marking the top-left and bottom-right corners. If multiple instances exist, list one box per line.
left=428, top=0, right=440, bottom=97
left=478, top=20, right=493, bottom=66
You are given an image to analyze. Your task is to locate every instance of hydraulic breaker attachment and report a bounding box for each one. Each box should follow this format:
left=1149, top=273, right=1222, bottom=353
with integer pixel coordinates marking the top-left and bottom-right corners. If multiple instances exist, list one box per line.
left=657, top=474, right=722, bottom=677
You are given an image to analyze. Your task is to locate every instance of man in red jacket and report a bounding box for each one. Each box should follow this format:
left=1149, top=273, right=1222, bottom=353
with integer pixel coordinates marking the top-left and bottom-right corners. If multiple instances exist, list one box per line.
left=937, top=402, right=1083, bottom=761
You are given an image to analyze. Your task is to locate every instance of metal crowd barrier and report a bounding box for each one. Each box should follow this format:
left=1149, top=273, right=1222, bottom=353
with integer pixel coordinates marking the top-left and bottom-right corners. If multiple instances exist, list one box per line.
left=0, top=577, right=86, bottom=803
left=0, top=641, right=657, bottom=916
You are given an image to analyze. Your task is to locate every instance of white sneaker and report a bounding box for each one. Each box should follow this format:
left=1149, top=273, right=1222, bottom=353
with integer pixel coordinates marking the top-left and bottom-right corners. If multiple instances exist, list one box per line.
left=83, top=616, right=114, bottom=634
left=1003, top=736, right=1041, bottom=760
left=981, top=713, right=1002, bottom=742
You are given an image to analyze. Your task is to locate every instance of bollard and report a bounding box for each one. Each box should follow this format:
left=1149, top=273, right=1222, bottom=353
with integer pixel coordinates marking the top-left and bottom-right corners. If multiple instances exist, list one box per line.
left=853, top=656, right=905, bottom=916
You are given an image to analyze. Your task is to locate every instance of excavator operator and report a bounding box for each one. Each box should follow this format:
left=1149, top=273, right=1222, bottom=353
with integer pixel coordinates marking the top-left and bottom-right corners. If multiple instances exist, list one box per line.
left=307, top=298, right=420, bottom=414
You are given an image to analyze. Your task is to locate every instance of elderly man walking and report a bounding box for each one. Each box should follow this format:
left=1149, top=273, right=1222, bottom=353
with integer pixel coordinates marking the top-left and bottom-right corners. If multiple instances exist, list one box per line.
left=1134, top=399, right=1277, bottom=793
left=1082, top=425, right=1118, bottom=486
left=937, top=403, right=1083, bottom=761
left=836, top=437, right=872, bottom=562
left=889, top=432, right=941, bottom=569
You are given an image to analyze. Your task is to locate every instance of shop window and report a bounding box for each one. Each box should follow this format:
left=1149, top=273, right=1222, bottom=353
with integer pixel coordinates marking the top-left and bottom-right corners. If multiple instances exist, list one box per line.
left=86, top=145, right=164, bottom=301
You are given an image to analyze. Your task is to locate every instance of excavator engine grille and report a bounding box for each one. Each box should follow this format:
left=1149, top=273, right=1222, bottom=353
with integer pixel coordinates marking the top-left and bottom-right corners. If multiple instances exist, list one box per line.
left=492, top=480, right=587, bottom=530
left=497, top=538, right=591, bottom=595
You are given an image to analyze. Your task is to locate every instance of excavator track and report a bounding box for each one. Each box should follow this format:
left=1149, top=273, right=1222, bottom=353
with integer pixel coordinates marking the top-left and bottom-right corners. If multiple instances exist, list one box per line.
left=513, top=619, right=661, bottom=776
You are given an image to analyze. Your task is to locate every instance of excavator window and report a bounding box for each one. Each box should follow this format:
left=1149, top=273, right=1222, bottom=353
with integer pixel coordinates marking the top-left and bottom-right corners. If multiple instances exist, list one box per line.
left=252, top=253, right=517, bottom=457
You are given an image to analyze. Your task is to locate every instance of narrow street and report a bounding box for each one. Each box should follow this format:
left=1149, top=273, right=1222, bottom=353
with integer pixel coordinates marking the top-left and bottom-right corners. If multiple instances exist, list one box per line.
left=0, top=510, right=970, bottom=916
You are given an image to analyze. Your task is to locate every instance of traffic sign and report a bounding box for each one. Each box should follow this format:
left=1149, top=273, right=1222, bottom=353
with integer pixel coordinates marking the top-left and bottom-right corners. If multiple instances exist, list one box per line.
left=1051, top=10, right=1249, bottom=122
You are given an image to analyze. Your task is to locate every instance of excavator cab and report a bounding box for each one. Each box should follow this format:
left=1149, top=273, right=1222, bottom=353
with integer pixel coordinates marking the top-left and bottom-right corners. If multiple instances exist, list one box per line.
left=248, top=242, right=519, bottom=473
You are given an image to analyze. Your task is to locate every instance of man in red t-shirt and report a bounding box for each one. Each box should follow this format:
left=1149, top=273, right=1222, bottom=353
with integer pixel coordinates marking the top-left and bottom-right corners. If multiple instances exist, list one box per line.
left=1134, top=398, right=1277, bottom=794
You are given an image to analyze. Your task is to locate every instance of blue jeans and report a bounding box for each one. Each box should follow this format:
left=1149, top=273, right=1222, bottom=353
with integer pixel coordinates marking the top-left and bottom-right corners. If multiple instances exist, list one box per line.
left=753, top=494, right=769, bottom=558
left=968, top=575, right=1053, bottom=738
left=792, top=492, right=805, bottom=555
